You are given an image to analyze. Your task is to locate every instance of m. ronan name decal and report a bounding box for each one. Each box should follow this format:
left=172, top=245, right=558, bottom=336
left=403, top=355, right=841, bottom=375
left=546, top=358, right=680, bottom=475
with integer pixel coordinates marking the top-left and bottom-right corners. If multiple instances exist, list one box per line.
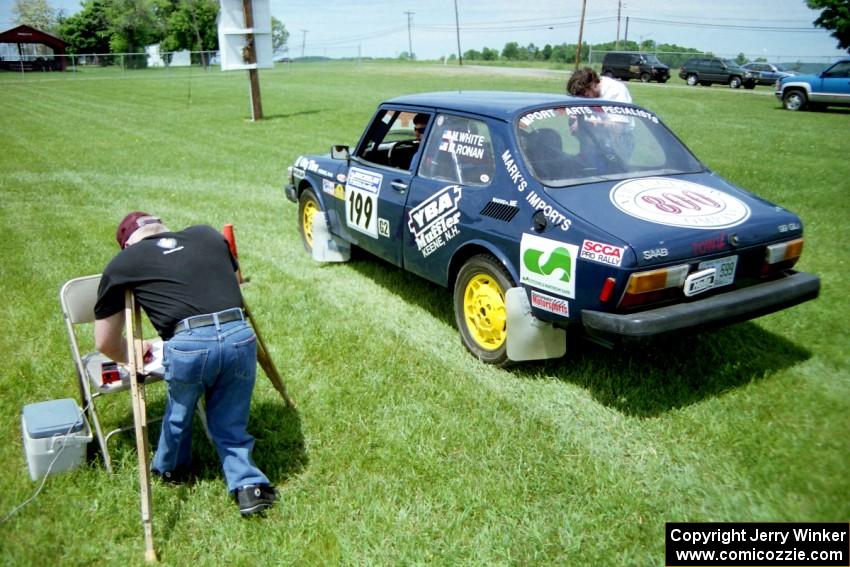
left=610, top=177, right=751, bottom=230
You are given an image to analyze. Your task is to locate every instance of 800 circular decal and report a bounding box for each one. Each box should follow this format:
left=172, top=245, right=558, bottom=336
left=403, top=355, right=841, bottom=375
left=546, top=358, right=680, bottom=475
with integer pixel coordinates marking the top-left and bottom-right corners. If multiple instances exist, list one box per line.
left=610, top=177, right=751, bottom=229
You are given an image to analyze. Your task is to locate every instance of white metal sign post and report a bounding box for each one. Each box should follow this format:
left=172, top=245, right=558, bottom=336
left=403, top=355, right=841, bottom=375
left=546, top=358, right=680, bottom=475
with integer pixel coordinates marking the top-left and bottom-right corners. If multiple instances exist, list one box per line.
left=218, top=0, right=273, bottom=121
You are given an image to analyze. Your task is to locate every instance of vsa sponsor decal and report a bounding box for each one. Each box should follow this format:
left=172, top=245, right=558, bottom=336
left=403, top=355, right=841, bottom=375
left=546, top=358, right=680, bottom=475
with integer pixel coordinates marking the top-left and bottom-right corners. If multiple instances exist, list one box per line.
left=610, top=177, right=751, bottom=230
left=520, top=233, right=578, bottom=299
left=580, top=239, right=625, bottom=267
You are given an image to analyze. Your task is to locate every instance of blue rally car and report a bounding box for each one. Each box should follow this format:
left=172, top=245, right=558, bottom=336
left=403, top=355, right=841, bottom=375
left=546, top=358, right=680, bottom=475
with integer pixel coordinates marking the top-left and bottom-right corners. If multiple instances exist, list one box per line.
left=284, top=91, right=820, bottom=364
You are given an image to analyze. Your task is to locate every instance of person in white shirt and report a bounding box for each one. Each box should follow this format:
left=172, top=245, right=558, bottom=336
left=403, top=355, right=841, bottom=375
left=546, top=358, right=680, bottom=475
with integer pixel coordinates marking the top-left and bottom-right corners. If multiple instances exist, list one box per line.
left=566, top=67, right=632, bottom=103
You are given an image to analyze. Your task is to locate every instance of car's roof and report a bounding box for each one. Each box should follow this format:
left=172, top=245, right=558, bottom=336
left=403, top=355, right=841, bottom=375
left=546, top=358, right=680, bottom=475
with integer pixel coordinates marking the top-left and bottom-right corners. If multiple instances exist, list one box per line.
left=383, top=91, right=590, bottom=120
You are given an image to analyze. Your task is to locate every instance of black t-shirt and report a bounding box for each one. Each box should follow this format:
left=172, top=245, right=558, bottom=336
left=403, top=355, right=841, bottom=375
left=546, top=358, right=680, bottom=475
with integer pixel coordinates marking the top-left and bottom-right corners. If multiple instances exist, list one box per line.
left=95, top=225, right=242, bottom=339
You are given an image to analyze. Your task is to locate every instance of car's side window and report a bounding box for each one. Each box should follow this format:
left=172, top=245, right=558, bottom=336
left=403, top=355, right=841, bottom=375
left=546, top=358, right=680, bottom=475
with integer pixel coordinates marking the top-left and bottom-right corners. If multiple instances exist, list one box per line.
left=824, top=62, right=850, bottom=78
left=356, top=109, right=430, bottom=171
left=418, top=114, right=495, bottom=187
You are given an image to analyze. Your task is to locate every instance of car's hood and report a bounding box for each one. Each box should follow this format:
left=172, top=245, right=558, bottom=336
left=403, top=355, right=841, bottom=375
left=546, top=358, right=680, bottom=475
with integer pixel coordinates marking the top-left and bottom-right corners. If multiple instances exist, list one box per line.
left=542, top=173, right=801, bottom=267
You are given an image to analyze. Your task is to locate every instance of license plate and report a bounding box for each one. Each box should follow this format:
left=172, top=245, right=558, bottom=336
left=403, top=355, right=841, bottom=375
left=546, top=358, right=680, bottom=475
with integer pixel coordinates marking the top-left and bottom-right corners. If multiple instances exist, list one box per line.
left=699, top=255, right=738, bottom=288
left=684, top=268, right=716, bottom=297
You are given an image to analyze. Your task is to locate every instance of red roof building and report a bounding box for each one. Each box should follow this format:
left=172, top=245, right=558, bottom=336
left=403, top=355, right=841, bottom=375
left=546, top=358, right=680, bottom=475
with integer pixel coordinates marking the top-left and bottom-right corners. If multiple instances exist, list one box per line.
left=0, top=24, right=67, bottom=71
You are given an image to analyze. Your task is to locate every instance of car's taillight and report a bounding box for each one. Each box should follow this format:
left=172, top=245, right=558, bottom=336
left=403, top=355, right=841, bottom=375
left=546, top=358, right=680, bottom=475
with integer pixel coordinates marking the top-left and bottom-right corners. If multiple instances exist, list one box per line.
left=618, top=264, right=688, bottom=308
left=762, top=238, right=803, bottom=276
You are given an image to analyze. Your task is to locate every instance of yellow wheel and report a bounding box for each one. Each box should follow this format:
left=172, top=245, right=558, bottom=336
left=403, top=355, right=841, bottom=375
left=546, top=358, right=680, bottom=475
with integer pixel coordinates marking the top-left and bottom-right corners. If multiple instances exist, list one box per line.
left=463, top=274, right=507, bottom=350
left=298, top=188, right=321, bottom=252
left=453, top=254, right=514, bottom=364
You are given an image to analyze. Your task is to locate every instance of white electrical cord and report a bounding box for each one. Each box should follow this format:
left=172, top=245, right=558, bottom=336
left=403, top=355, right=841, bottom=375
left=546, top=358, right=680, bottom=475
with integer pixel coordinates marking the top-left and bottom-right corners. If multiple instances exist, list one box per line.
left=1, top=401, right=90, bottom=525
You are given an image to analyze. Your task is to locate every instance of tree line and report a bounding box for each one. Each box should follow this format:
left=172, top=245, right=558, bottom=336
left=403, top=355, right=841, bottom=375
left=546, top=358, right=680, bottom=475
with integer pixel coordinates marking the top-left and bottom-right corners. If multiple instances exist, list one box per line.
left=12, top=0, right=288, bottom=56
left=459, top=40, right=704, bottom=68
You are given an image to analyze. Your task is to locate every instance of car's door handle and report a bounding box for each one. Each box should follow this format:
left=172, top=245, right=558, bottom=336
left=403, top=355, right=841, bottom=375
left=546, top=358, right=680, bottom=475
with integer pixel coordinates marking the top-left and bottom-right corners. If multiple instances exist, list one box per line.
left=391, top=181, right=408, bottom=193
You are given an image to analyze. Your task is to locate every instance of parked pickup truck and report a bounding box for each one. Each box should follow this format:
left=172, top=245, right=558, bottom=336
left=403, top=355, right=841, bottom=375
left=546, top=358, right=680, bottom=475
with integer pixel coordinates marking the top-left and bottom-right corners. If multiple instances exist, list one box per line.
left=775, top=58, right=850, bottom=111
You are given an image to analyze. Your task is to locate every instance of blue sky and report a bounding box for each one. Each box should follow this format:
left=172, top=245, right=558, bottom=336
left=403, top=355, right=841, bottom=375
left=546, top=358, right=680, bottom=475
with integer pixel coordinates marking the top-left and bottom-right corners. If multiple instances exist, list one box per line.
left=2, top=0, right=847, bottom=62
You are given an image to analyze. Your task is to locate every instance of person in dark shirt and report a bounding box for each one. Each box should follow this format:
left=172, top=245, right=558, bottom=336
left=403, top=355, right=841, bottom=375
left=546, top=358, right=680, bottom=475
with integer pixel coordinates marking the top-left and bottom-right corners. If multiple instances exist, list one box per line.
left=94, top=211, right=276, bottom=517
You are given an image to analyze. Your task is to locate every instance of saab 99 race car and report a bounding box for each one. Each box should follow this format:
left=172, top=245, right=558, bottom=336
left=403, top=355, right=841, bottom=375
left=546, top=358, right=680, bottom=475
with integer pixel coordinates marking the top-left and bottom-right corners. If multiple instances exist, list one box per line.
left=284, top=91, right=819, bottom=365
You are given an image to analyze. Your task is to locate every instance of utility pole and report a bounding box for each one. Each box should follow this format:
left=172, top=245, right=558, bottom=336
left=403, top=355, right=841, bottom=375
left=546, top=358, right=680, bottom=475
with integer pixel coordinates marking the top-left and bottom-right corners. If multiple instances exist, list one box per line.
left=300, top=29, right=307, bottom=59
left=615, top=0, right=622, bottom=50
left=624, top=17, right=629, bottom=46
left=242, top=0, right=262, bottom=120
left=404, top=11, right=414, bottom=59
left=454, top=0, right=463, bottom=65
left=575, top=0, right=587, bottom=70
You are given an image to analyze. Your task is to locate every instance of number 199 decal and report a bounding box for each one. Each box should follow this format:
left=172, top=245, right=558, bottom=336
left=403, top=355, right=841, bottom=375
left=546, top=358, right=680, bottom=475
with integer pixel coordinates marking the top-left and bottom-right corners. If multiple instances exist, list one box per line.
left=345, top=167, right=382, bottom=238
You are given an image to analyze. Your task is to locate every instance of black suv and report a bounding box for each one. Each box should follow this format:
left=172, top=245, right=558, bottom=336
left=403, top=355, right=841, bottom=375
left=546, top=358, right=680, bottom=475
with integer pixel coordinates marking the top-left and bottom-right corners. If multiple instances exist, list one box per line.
left=601, top=52, right=670, bottom=83
left=678, top=57, right=757, bottom=89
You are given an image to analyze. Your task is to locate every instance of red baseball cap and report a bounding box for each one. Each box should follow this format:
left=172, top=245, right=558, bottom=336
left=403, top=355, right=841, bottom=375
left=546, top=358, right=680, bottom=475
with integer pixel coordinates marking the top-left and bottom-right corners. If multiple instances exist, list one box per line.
left=116, top=211, right=161, bottom=249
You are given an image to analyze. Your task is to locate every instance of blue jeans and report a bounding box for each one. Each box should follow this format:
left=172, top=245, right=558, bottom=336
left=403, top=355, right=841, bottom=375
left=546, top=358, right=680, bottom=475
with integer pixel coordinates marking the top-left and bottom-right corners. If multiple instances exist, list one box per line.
left=152, top=318, right=269, bottom=492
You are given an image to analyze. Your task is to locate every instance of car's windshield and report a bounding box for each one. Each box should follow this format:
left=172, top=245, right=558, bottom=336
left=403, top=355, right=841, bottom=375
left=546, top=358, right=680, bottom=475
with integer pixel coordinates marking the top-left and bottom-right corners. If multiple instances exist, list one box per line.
left=516, top=104, right=703, bottom=187
left=644, top=55, right=662, bottom=65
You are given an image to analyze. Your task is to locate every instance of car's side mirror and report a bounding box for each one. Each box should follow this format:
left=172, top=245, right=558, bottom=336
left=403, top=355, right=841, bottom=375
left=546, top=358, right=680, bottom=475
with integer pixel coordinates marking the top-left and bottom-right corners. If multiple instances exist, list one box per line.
left=331, top=145, right=350, bottom=160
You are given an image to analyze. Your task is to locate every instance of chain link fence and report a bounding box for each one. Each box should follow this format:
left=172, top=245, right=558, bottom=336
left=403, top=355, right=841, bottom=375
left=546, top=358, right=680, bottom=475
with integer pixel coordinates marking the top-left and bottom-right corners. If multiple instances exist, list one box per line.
left=0, top=47, right=843, bottom=76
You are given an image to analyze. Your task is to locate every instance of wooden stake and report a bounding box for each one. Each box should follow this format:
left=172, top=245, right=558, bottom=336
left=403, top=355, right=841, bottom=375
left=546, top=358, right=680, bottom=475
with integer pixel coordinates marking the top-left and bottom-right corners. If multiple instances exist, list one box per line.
left=124, top=291, right=157, bottom=563
left=243, top=301, right=295, bottom=408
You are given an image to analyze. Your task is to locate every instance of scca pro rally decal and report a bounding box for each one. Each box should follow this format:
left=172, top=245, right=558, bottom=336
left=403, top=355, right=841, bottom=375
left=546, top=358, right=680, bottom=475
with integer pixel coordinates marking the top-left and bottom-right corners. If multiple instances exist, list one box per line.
left=345, top=167, right=382, bottom=238
left=408, top=185, right=462, bottom=257
left=610, top=177, right=751, bottom=230
left=520, top=233, right=578, bottom=299
left=580, top=239, right=624, bottom=267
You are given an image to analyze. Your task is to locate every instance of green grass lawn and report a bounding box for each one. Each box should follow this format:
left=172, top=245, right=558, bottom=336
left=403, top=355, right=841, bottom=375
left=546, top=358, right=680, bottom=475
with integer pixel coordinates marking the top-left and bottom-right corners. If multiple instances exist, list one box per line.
left=1, top=61, right=848, bottom=566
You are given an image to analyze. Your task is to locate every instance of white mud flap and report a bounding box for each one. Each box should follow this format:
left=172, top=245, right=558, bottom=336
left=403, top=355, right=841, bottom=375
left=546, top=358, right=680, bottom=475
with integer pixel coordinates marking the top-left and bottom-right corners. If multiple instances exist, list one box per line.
left=311, top=213, right=350, bottom=262
left=506, top=287, right=567, bottom=361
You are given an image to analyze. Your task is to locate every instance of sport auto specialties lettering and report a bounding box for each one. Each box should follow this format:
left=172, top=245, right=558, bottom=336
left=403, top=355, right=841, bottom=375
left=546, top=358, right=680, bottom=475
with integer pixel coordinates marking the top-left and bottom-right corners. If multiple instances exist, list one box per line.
left=580, top=239, right=625, bottom=267
left=642, top=248, right=668, bottom=261
left=600, top=105, right=659, bottom=123
left=501, top=149, right=571, bottom=231
left=520, top=233, right=578, bottom=299
left=691, top=232, right=728, bottom=255
left=408, top=185, right=462, bottom=257
left=519, top=109, right=557, bottom=128
left=439, top=130, right=486, bottom=160
left=610, top=177, right=751, bottom=230
left=530, top=290, right=569, bottom=317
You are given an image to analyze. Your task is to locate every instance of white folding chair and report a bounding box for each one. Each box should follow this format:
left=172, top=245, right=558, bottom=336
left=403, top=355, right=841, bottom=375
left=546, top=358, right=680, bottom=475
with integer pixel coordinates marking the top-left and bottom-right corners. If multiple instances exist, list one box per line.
left=60, top=274, right=165, bottom=473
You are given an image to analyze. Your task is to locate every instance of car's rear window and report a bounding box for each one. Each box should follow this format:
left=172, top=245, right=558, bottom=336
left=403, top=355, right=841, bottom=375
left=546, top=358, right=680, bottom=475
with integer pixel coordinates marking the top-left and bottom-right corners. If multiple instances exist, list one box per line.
left=515, top=104, right=703, bottom=187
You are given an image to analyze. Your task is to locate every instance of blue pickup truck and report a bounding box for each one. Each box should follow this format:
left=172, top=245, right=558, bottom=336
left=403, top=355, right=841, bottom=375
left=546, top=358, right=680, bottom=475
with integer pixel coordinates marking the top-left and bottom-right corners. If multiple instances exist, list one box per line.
left=775, top=58, right=850, bottom=111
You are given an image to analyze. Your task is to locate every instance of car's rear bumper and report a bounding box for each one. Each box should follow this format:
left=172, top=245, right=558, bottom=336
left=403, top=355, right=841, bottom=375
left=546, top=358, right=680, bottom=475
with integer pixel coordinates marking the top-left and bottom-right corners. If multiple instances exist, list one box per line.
left=581, top=271, right=820, bottom=339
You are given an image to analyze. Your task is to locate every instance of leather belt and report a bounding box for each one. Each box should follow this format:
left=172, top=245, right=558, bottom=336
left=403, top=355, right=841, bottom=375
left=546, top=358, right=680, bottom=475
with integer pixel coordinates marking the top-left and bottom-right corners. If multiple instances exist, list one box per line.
left=174, top=308, right=244, bottom=335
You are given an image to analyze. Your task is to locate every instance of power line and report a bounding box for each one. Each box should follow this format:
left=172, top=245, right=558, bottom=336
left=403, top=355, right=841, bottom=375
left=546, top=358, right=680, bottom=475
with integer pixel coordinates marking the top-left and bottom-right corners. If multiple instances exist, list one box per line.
left=627, top=17, right=823, bottom=33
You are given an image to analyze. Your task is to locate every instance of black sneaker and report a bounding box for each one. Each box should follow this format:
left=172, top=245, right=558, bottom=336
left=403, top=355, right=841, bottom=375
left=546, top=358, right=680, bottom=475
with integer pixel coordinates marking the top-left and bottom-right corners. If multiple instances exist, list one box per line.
left=152, top=464, right=193, bottom=484
left=235, top=484, right=277, bottom=517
